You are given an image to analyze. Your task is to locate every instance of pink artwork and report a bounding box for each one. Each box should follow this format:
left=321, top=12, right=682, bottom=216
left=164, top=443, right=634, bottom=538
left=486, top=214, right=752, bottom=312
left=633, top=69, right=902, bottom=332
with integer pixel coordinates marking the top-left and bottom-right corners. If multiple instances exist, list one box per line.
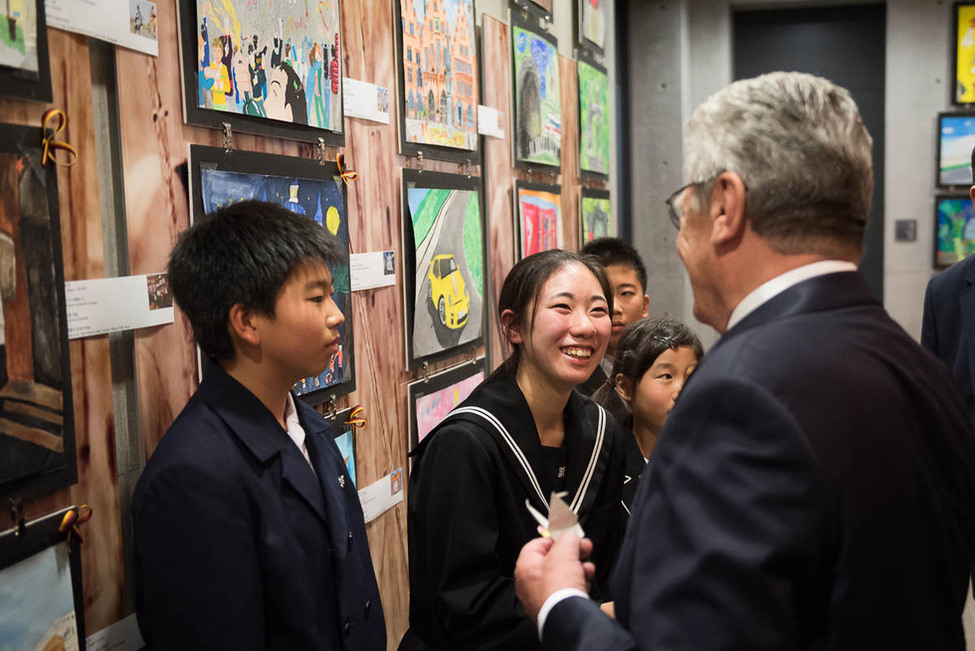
left=415, top=370, right=484, bottom=443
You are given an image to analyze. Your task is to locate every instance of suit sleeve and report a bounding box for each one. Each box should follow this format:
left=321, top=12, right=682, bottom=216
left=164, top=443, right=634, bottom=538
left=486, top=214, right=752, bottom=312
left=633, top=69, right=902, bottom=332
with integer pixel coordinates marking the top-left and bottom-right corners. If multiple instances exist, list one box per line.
left=921, top=276, right=939, bottom=355
left=134, top=459, right=266, bottom=650
left=410, top=425, right=539, bottom=650
left=544, top=376, right=828, bottom=650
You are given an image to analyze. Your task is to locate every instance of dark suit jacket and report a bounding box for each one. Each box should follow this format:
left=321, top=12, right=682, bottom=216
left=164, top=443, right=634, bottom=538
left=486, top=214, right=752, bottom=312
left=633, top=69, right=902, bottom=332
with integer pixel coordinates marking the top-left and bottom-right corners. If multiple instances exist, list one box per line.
left=133, top=362, right=385, bottom=650
left=922, top=255, right=975, bottom=429
left=544, top=271, right=975, bottom=650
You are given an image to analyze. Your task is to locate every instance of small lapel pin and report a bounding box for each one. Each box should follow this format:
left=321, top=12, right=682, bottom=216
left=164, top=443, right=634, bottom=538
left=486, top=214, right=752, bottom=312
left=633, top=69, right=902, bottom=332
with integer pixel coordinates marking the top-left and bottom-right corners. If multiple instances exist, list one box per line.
left=338, top=474, right=346, bottom=488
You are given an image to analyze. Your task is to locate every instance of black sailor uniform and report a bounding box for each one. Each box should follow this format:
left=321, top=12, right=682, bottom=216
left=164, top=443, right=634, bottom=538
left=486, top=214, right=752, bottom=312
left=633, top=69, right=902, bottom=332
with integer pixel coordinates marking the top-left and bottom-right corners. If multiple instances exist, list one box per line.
left=399, top=368, right=627, bottom=651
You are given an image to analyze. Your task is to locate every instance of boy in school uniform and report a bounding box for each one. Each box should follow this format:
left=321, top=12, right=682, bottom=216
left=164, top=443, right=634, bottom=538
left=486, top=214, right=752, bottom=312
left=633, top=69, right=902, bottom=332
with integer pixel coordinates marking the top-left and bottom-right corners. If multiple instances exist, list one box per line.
left=578, top=238, right=650, bottom=397
left=132, top=200, right=385, bottom=650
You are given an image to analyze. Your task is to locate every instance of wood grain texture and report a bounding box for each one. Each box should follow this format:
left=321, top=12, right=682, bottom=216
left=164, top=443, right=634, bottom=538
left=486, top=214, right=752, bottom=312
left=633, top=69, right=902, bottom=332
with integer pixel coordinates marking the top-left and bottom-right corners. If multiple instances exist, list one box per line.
left=0, top=30, right=126, bottom=635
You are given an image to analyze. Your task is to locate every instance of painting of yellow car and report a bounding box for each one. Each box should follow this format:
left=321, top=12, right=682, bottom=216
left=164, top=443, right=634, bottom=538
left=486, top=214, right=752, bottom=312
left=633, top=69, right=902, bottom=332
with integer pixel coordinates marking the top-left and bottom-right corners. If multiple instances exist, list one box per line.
left=428, top=254, right=469, bottom=329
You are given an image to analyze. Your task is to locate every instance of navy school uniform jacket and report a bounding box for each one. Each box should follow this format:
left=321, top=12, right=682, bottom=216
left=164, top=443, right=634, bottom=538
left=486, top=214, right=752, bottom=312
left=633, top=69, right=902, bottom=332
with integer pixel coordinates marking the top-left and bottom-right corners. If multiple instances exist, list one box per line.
left=542, top=271, right=975, bottom=651
left=401, top=368, right=627, bottom=650
left=132, top=361, right=385, bottom=650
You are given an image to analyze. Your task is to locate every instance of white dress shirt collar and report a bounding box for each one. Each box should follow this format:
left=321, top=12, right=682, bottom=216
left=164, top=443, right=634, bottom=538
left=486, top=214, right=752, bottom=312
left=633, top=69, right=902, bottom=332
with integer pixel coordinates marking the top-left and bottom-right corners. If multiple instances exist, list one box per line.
left=284, top=392, right=314, bottom=471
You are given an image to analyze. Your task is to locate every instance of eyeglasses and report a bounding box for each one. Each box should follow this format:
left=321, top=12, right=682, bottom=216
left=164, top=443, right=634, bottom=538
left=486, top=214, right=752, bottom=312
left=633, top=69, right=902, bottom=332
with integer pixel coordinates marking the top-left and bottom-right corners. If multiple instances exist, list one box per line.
left=664, top=183, right=696, bottom=230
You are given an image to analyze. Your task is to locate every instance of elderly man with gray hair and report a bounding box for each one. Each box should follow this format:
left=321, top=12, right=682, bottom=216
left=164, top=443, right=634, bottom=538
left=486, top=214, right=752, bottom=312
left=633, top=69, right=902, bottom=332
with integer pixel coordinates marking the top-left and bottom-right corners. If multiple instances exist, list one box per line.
left=514, top=71, right=975, bottom=650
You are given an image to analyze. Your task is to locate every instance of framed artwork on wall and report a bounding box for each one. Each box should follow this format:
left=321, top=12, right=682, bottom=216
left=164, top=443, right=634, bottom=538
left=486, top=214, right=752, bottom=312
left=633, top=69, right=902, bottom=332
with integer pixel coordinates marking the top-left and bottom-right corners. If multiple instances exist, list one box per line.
left=0, top=508, right=86, bottom=651
left=938, top=113, right=975, bottom=186
left=514, top=180, right=562, bottom=259
left=580, top=187, right=612, bottom=243
left=188, top=145, right=355, bottom=402
left=577, top=53, right=609, bottom=178
left=511, top=0, right=552, bottom=23
left=0, top=0, right=52, bottom=102
left=401, top=169, right=486, bottom=369
left=955, top=2, right=975, bottom=105
left=511, top=11, right=561, bottom=171
left=407, top=357, right=484, bottom=451
left=394, top=0, right=480, bottom=163
left=935, top=194, right=975, bottom=267
left=324, top=406, right=357, bottom=487
left=176, top=0, right=344, bottom=144
left=0, top=123, right=76, bottom=505
left=576, top=0, right=608, bottom=55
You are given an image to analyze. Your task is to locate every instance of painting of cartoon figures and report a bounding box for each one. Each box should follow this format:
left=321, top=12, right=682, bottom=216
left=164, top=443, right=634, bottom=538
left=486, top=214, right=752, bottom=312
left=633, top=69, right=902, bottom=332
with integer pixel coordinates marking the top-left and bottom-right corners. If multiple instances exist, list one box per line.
left=515, top=181, right=562, bottom=259
left=397, top=0, right=479, bottom=155
left=512, top=17, right=561, bottom=168
left=190, top=145, right=355, bottom=401
left=408, top=358, right=484, bottom=450
left=192, top=0, right=343, bottom=131
left=580, top=188, right=612, bottom=244
left=403, top=170, right=484, bottom=367
left=578, top=56, right=610, bottom=177
left=0, top=124, right=76, bottom=504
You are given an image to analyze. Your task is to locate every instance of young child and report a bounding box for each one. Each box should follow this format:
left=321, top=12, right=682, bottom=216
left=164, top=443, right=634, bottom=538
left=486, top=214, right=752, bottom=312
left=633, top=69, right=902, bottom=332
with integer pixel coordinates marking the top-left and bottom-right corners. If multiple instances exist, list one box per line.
left=401, top=250, right=627, bottom=650
left=132, top=201, right=385, bottom=650
left=578, top=238, right=650, bottom=397
left=593, top=316, right=702, bottom=510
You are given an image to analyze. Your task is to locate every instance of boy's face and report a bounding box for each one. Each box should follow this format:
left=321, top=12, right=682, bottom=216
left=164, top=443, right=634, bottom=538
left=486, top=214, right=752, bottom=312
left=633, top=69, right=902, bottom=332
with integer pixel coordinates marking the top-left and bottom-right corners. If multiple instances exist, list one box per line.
left=254, top=260, right=344, bottom=384
left=605, top=263, right=649, bottom=356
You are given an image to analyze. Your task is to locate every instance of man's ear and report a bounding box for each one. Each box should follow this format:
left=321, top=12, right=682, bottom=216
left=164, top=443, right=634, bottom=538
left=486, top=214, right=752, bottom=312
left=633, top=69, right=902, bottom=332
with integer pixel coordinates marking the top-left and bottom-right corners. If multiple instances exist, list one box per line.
left=500, top=309, right=523, bottom=344
left=227, top=303, right=261, bottom=347
left=710, top=171, right=748, bottom=246
left=614, top=374, right=633, bottom=403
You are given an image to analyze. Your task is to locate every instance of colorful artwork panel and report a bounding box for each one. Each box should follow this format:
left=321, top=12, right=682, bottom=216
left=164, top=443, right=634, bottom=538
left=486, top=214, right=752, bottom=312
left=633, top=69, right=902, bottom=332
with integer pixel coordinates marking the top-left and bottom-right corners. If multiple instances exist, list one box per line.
left=396, top=0, right=479, bottom=158
left=189, top=145, right=355, bottom=401
left=0, top=0, right=51, bottom=102
left=580, top=189, right=612, bottom=243
left=957, top=3, right=975, bottom=105
left=0, top=543, right=79, bottom=650
left=402, top=170, right=485, bottom=367
left=512, top=17, right=561, bottom=169
left=0, top=124, right=76, bottom=504
left=938, top=113, right=975, bottom=186
left=935, top=195, right=975, bottom=267
left=323, top=407, right=357, bottom=486
left=578, top=56, right=609, bottom=177
left=578, top=0, right=607, bottom=54
left=408, top=358, right=484, bottom=450
left=515, top=181, right=562, bottom=259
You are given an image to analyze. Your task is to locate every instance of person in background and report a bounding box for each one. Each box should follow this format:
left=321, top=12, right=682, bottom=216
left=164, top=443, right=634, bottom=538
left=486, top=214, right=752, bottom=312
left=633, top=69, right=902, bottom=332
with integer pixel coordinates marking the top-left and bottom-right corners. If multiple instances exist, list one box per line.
left=592, top=316, right=702, bottom=510
left=577, top=238, right=649, bottom=399
left=133, top=200, right=385, bottom=650
left=400, top=249, right=627, bottom=650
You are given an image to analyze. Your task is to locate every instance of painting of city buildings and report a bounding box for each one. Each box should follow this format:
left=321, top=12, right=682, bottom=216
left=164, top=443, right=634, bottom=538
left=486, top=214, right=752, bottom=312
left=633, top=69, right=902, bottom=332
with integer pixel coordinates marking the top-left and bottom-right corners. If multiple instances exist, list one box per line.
left=192, top=0, right=343, bottom=131
left=516, top=182, right=562, bottom=258
left=578, top=57, right=609, bottom=176
left=512, top=22, right=561, bottom=168
left=398, top=0, right=478, bottom=152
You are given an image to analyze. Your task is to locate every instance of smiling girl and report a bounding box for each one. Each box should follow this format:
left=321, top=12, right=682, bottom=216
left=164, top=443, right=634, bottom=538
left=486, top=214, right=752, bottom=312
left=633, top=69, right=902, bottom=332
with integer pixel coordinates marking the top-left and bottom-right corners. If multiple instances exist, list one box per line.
left=593, top=316, right=703, bottom=510
left=400, top=250, right=627, bottom=651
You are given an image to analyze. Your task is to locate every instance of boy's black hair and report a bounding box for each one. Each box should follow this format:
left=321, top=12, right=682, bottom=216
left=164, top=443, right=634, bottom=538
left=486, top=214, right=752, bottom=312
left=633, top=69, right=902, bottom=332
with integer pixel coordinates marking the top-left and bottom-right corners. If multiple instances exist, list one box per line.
left=168, top=200, right=345, bottom=360
left=581, top=237, right=648, bottom=293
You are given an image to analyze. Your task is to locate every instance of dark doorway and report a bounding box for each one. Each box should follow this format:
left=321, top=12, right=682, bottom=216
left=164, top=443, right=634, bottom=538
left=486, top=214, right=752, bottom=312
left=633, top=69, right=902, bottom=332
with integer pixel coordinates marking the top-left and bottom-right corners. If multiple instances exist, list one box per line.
left=733, top=4, right=886, bottom=299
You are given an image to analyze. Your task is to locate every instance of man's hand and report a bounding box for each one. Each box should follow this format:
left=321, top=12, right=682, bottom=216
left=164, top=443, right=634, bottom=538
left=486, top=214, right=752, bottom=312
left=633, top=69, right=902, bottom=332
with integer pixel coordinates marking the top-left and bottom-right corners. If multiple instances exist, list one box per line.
left=514, top=532, right=595, bottom=622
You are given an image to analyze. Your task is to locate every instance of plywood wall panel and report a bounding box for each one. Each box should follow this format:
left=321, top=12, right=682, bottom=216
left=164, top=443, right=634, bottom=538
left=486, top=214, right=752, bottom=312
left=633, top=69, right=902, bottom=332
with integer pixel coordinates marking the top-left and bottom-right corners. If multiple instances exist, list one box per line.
left=559, top=55, right=580, bottom=253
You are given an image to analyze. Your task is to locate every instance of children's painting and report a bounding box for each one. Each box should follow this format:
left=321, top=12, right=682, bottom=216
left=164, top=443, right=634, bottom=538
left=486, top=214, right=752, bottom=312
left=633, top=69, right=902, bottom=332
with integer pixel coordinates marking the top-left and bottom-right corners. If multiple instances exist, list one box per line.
left=130, top=0, right=158, bottom=40
left=578, top=0, right=607, bottom=53
left=188, top=0, right=343, bottom=132
left=324, top=407, right=357, bottom=487
left=935, top=195, right=975, bottom=267
left=0, top=543, right=79, bottom=651
left=397, top=0, right=479, bottom=156
left=515, top=181, right=562, bottom=259
left=939, top=113, right=975, bottom=186
left=0, top=123, right=76, bottom=504
left=512, top=18, right=561, bottom=168
left=402, top=170, right=484, bottom=367
left=957, top=3, right=975, bottom=104
left=0, top=0, right=38, bottom=72
left=578, top=56, right=609, bottom=177
left=190, top=145, right=355, bottom=401
left=580, top=189, right=613, bottom=243
left=408, top=359, right=484, bottom=449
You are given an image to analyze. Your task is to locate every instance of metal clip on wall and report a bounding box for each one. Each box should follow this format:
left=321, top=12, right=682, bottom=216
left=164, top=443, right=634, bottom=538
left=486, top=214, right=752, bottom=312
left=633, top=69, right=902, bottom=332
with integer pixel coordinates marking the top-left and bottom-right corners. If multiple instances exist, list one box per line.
left=222, top=122, right=234, bottom=153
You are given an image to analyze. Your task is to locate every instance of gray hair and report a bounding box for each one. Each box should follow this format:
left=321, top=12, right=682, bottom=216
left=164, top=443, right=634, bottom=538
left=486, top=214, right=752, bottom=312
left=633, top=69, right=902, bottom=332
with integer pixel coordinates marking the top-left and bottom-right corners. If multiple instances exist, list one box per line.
left=685, top=72, right=873, bottom=255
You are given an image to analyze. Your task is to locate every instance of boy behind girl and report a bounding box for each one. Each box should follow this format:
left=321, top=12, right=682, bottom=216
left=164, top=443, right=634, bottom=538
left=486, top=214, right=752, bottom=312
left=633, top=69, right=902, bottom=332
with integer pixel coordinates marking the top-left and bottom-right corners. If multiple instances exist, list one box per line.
left=578, top=238, right=650, bottom=396
left=132, top=201, right=385, bottom=650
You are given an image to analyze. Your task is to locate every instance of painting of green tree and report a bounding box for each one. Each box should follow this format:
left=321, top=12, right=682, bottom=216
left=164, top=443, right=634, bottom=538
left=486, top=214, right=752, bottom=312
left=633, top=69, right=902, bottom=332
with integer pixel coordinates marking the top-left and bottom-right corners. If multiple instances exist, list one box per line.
left=578, top=58, right=609, bottom=176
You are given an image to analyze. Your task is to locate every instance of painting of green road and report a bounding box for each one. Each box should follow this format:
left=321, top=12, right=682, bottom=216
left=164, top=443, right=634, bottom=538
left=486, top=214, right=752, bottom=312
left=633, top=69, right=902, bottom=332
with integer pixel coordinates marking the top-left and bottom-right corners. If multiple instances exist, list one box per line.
left=578, top=57, right=609, bottom=176
left=404, top=170, right=484, bottom=364
left=513, top=22, right=561, bottom=168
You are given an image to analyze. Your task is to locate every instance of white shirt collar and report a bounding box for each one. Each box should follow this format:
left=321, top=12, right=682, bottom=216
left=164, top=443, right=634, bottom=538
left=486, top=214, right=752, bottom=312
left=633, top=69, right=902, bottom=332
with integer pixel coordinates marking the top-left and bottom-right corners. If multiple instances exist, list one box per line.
left=725, top=260, right=857, bottom=331
left=284, top=392, right=314, bottom=470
